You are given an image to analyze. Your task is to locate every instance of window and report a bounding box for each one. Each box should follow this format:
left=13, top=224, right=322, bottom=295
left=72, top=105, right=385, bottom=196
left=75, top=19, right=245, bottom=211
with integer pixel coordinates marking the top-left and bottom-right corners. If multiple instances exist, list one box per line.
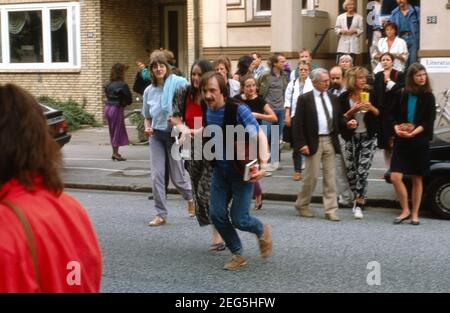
left=254, top=0, right=271, bottom=17
left=0, top=2, right=80, bottom=70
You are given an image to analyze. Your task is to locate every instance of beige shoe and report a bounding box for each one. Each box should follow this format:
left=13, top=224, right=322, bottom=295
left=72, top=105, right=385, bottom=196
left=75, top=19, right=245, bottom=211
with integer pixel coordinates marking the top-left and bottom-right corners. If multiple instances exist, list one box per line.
left=258, top=224, right=273, bottom=258
left=148, top=216, right=166, bottom=227
left=223, top=255, right=248, bottom=270
left=188, top=200, right=195, bottom=218
left=297, top=207, right=315, bottom=218
left=325, top=212, right=341, bottom=222
left=292, top=172, right=301, bottom=181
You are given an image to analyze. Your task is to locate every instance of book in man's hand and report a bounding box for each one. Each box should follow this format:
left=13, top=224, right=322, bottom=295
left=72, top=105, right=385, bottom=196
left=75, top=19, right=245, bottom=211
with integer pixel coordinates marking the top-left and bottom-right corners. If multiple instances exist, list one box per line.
left=243, top=159, right=259, bottom=182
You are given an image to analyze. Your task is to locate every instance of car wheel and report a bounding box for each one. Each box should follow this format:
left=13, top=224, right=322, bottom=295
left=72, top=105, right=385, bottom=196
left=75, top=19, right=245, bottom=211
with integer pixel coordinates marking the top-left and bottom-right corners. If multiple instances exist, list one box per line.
left=427, top=176, right=450, bottom=220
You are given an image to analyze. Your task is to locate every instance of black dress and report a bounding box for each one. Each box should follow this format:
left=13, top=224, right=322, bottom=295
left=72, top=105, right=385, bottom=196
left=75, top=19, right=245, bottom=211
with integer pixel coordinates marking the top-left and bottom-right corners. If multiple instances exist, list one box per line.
left=390, top=91, right=436, bottom=176
left=374, top=70, right=405, bottom=149
left=233, top=95, right=266, bottom=124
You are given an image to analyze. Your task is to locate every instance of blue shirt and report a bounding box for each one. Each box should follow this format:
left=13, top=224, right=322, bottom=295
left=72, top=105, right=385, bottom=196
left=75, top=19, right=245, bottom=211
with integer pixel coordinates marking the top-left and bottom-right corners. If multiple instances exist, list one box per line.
left=407, top=94, right=417, bottom=124
left=206, top=104, right=260, bottom=166
left=141, top=85, right=170, bottom=131
left=206, top=104, right=260, bottom=137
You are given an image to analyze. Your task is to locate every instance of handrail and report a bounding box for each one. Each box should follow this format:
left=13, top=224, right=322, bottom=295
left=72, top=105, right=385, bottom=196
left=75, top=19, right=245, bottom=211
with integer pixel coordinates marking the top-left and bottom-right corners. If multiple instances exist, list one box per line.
left=311, top=27, right=335, bottom=59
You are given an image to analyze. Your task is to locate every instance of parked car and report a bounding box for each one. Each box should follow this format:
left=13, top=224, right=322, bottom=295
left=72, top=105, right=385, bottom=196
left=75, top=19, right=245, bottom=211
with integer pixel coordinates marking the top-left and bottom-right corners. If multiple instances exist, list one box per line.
left=385, top=126, right=450, bottom=219
left=40, top=103, right=71, bottom=147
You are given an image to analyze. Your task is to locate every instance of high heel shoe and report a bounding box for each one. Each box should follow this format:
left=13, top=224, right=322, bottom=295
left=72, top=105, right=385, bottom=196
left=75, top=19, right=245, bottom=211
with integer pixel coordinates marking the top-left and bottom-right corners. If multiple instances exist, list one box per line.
left=393, top=214, right=411, bottom=225
left=254, top=201, right=263, bottom=210
left=112, top=155, right=126, bottom=161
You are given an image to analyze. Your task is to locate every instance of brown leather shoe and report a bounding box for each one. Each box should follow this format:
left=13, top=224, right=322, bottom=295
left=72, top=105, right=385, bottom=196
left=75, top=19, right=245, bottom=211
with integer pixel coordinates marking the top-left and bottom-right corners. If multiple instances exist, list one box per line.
left=148, top=216, right=166, bottom=227
left=188, top=200, right=195, bottom=217
left=258, top=224, right=273, bottom=258
left=223, top=255, right=247, bottom=270
left=325, top=212, right=340, bottom=222
left=292, top=172, right=301, bottom=181
left=297, top=207, right=315, bottom=218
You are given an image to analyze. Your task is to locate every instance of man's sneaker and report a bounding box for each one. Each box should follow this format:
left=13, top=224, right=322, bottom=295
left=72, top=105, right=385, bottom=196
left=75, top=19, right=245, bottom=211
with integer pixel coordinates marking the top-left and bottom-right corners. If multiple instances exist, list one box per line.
left=354, top=207, right=364, bottom=219
left=258, top=224, right=273, bottom=258
left=223, top=255, right=247, bottom=270
left=188, top=200, right=195, bottom=218
left=149, top=216, right=166, bottom=227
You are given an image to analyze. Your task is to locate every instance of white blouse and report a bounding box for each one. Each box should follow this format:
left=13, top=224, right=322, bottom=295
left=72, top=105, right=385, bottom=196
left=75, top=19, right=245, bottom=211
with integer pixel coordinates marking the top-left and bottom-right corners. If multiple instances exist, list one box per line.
left=373, top=36, right=409, bottom=74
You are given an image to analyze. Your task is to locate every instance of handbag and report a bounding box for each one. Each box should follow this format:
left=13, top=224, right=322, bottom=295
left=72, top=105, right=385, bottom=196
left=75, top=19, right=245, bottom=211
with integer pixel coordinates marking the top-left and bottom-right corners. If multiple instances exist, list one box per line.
left=1, top=200, right=42, bottom=291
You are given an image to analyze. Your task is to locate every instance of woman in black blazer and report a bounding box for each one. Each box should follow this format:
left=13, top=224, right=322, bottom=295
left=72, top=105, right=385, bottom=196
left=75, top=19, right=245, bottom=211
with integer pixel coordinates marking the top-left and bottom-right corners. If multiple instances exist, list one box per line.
left=374, top=52, right=405, bottom=168
left=339, top=66, right=380, bottom=219
left=390, top=63, right=436, bottom=226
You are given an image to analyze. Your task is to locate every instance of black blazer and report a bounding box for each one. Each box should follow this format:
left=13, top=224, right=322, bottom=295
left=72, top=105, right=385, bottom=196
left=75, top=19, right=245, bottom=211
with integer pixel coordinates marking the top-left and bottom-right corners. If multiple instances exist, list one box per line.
left=392, top=91, right=436, bottom=142
left=292, top=90, right=341, bottom=156
left=374, top=69, right=405, bottom=112
left=338, top=90, right=380, bottom=141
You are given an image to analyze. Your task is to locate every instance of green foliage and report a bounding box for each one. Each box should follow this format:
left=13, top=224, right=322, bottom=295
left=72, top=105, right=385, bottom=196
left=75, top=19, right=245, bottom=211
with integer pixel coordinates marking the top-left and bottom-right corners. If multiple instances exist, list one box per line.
left=38, top=96, right=101, bottom=131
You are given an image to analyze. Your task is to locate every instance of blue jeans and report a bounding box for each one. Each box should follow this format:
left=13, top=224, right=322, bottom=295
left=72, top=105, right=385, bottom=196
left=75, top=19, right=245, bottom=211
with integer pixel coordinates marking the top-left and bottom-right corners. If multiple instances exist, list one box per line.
left=209, top=163, right=264, bottom=255
left=293, top=149, right=303, bottom=173
left=401, top=34, right=418, bottom=70
left=262, top=108, right=284, bottom=163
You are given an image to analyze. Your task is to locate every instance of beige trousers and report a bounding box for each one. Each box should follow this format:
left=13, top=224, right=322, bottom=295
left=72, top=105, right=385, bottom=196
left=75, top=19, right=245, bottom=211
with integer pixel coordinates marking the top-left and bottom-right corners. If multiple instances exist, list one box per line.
left=295, top=136, right=338, bottom=214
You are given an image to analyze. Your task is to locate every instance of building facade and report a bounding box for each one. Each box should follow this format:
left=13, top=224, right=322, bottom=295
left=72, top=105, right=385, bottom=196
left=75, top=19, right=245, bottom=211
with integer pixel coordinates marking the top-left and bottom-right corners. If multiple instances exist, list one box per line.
left=0, top=0, right=449, bottom=121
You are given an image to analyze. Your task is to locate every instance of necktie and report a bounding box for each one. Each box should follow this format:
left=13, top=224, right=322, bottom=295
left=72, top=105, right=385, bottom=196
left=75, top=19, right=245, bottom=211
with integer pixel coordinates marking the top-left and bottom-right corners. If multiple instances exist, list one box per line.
left=320, top=92, right=333, bottom=133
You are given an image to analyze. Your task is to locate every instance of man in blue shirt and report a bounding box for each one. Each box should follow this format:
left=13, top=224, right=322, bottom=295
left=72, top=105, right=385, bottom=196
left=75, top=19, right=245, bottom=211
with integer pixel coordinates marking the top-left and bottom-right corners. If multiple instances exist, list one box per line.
left=201, top=72, right=272, bottom=271
left=389, top=0, right=420, bottom=69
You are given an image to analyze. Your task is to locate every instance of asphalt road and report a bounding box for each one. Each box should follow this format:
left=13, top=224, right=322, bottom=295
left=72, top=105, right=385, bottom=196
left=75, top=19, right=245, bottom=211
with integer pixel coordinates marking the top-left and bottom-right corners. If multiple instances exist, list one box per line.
left=68, top=189, right=450, bottom=293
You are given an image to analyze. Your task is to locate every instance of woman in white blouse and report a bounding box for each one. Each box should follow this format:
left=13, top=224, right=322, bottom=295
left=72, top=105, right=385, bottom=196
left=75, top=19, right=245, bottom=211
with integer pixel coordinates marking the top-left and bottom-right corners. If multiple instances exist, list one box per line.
left=335, top=0, right=364, bottom=64
left=372, top=21, right=409, bottom=74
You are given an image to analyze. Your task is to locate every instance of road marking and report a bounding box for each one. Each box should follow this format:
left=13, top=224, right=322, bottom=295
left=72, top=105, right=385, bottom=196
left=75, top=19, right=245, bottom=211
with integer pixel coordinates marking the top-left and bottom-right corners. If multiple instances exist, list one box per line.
left=64, top=166, right=150, bottom=175
left=270, top=175, right=386, bottom=182
left=65, top=158, right=148, bottom=162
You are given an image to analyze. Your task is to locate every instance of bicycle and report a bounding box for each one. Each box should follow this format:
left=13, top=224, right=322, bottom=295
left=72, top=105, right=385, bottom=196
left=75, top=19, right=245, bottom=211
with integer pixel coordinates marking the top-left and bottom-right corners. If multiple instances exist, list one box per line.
left=124, top=107, right=148, bottom=145
left=435, top=88, right=450, bottom=128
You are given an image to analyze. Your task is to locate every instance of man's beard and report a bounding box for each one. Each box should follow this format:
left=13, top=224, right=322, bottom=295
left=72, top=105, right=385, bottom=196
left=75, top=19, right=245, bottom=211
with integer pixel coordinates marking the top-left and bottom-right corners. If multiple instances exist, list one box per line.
left=330, top=82, right=341, bottom=90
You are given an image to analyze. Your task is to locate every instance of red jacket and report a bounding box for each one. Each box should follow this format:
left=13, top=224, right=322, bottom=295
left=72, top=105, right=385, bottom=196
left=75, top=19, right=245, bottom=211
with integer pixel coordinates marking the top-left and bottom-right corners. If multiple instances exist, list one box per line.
left=0, top=178, right=102, bottom=292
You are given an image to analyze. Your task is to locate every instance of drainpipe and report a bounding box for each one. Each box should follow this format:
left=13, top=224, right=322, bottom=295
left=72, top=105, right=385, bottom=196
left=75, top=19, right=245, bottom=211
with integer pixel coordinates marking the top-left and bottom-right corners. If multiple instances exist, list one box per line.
left=193, top=0, right=200, bottom=59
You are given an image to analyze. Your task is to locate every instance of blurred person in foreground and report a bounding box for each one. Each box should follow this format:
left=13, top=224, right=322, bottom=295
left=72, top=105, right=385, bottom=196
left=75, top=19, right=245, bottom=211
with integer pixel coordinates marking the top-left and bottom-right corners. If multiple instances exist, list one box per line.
left=0, top=84, right=102, bottom=292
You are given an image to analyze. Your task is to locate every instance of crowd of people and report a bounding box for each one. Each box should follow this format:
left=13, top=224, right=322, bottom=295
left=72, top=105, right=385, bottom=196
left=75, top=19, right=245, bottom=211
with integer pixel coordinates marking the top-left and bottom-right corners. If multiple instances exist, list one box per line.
left=98, top=0, right=434, bottom=271
left=0, top=0, right=436, bottom=291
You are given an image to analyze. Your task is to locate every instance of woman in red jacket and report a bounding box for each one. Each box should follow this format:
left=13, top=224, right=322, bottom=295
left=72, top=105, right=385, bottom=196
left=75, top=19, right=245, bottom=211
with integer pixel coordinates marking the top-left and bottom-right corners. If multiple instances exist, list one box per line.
left=0, top=84, right=102, bottom=292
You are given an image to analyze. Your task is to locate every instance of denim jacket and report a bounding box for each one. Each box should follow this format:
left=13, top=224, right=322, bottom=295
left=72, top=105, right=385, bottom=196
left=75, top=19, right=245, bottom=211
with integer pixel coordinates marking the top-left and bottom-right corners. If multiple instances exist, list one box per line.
left=389, top=4, right=420, bottom=45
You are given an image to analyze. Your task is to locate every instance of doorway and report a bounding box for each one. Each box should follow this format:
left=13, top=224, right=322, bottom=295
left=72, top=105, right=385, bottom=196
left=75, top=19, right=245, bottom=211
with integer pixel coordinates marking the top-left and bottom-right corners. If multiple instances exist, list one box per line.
left=162, top=5, right=187, bottom=75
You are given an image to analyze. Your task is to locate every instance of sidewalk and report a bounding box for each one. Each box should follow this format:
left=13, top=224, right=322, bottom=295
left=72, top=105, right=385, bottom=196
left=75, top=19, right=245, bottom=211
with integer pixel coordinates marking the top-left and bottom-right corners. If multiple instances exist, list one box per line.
left=62, top=126, right=398, bottom=208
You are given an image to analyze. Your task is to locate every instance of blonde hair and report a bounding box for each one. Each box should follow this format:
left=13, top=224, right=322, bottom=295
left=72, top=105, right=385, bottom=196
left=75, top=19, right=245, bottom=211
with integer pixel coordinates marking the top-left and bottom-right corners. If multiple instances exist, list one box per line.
left=345, top=66, right=369, bottom=94
left=343, top=0, right=355, bottom=11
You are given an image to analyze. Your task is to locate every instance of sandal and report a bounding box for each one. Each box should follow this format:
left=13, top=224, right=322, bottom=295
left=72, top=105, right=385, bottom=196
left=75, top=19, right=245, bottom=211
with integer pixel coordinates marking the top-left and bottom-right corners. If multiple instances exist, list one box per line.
left=208, top=242, right=226, bottom=252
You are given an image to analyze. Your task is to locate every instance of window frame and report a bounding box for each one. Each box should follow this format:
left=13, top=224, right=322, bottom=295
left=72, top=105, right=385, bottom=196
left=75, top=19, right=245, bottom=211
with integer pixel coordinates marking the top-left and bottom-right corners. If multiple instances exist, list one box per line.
left=253, top=0, right=271, bottom=17
left=0, top=2, right=80, bottom=70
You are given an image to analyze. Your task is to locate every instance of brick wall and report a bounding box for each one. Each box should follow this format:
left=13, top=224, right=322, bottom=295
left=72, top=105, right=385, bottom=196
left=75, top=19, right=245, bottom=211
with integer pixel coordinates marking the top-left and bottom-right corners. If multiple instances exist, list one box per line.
left=0, top=0, right=164, bottom=122
left=0, top=0, right=104, bottom=120
left=100, top=0, right=161, bottom=96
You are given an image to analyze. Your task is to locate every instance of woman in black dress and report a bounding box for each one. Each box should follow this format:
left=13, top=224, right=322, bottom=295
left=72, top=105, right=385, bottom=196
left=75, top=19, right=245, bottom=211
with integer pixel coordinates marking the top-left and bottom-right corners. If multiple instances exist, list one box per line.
left=235, top=75, right=277, bottom=210
left=374, top=52, right=405, bottom=168
left=391, top=63, right=436, bottom=226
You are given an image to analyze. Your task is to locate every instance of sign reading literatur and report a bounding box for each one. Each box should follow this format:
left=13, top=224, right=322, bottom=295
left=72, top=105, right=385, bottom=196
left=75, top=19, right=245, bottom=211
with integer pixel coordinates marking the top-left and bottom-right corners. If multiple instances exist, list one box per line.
left=421, top=58, right=450, bottom=73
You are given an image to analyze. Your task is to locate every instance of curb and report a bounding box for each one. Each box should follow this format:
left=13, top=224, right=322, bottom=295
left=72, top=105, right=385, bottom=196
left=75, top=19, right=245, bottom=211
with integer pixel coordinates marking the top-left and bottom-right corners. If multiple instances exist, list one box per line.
left=65, top=183, right=400, bottom=209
